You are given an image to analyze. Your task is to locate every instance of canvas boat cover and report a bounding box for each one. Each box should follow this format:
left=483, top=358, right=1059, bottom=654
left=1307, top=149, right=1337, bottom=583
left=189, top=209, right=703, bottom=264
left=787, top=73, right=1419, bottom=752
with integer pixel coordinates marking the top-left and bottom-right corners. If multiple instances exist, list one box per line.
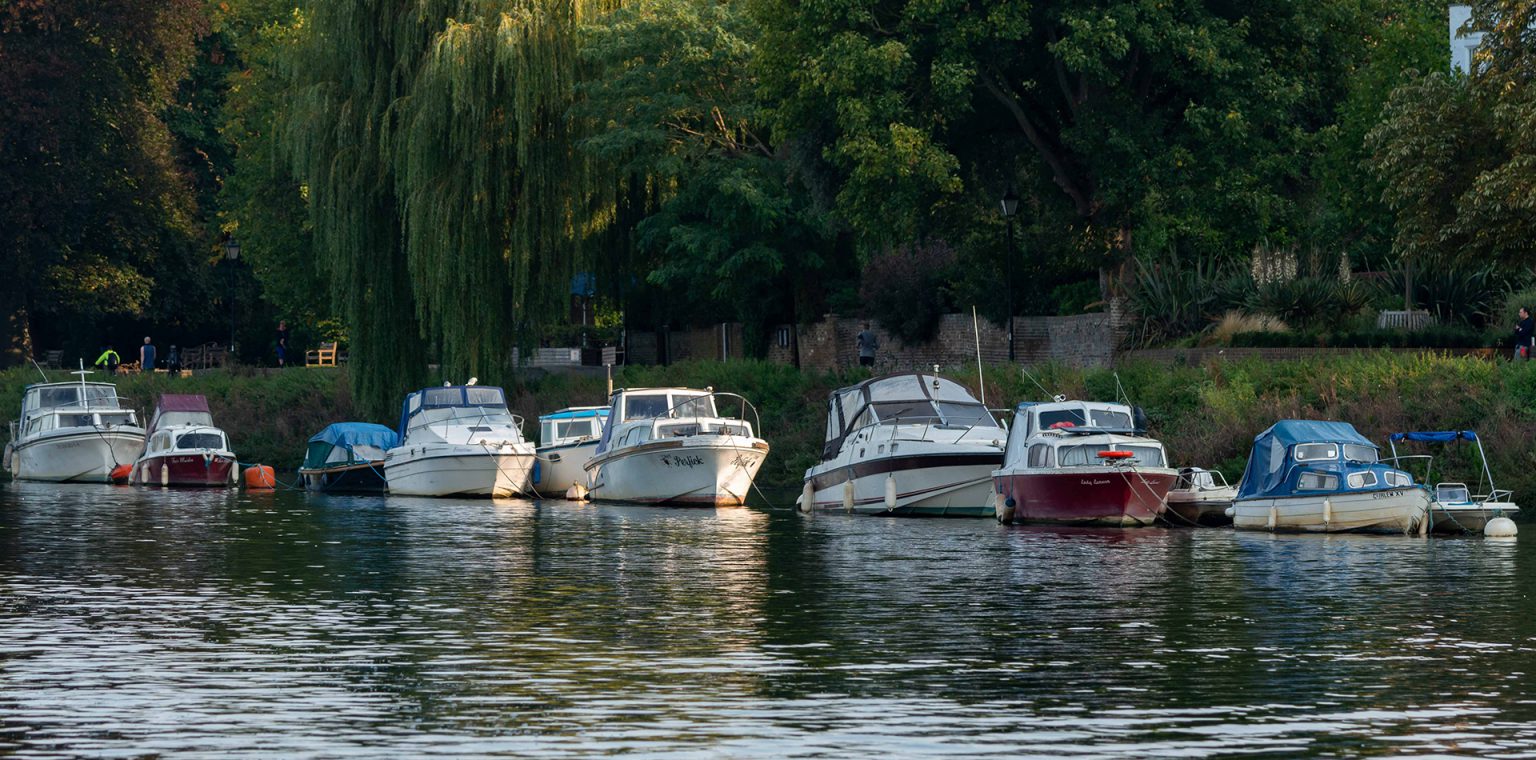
left=396, top=386, right=508, bottom=437
left=821, top=374, right=983, bottom=459
left=149, top=394, right=214, bottom=436
left=303, top=422, right=399, bottom=470
left=1236, top=420, right=1383, bottom=501
left=540, top=407, right=610, bottom=422
left=1389, top=430, right=1477, bottom=443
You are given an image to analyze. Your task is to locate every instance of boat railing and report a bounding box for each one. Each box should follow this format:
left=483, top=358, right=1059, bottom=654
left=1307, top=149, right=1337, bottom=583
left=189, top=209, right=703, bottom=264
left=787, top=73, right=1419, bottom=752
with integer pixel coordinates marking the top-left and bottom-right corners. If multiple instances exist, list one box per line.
left=1380, top=454, right=1434, bottom=485
left=1177, top=469, right=1231, bottom=491
left=658, top=391, right=763, bottom=439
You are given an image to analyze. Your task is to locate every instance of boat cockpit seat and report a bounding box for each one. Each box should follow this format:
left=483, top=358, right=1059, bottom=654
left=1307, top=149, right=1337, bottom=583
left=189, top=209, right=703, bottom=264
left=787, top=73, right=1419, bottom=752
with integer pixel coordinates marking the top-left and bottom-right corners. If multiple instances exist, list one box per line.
left=1436, top=483, right=1471, bottom=504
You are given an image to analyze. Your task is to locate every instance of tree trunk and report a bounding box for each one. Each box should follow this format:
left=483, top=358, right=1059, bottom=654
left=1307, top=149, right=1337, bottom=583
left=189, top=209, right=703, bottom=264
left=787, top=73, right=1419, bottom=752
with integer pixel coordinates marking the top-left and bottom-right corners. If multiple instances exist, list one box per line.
left=5, top=305, right=32, bottom=368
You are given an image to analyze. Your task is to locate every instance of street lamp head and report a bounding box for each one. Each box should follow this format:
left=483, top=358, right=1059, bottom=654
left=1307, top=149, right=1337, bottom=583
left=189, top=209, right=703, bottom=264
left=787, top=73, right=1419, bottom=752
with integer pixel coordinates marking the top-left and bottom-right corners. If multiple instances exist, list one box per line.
left=224, top=236, right=241, bottom=261
left=1000, top=187, right=1019, bottom=218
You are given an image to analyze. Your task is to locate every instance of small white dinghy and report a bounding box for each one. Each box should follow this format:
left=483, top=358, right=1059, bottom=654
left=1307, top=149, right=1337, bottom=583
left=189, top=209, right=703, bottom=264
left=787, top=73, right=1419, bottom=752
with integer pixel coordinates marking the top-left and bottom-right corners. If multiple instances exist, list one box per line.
left=1230, top=420, right=1429, bottom=534
left=1164, top=467, right=1237, bottom=526
left=1386, top=430, right=1520, bottom=534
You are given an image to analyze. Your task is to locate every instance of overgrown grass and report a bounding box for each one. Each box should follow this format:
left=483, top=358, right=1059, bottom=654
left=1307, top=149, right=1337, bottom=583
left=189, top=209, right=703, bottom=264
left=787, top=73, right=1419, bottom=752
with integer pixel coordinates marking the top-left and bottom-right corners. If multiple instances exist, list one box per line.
left=7, top=355, right=1535, bottom=513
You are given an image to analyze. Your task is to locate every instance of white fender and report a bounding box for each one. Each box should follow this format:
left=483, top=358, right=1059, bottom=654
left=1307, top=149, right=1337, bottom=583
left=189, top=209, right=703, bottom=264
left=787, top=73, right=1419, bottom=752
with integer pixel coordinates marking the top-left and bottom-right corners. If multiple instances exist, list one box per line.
left=842, top=480, right=854, bottom=512
left=800, top=480, right=814, bottom=513
left=884, top=474, right=897, bottom=511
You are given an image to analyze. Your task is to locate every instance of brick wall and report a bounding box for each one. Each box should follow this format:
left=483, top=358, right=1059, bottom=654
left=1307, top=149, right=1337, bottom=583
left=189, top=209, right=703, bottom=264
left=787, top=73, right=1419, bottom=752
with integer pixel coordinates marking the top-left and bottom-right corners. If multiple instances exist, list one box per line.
left=1120, top=346, right=1499, bottom=365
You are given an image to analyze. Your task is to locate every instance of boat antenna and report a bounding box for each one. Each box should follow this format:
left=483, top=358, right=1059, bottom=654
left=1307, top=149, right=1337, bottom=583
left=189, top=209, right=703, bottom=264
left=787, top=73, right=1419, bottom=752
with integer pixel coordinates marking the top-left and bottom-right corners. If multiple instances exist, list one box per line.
left=971, top=305, right=986, bottom=405
left=1114, top=371, right=1132, bottom=407
left=28, top=357, right=49, bottom=383
left=75, top=359, right=90, bottom=411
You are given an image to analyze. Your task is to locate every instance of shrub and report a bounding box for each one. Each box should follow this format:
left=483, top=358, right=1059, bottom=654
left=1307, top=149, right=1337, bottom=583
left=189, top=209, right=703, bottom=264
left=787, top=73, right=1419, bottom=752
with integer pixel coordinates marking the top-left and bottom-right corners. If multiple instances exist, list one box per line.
left=858, top=241, right=957, bottom=344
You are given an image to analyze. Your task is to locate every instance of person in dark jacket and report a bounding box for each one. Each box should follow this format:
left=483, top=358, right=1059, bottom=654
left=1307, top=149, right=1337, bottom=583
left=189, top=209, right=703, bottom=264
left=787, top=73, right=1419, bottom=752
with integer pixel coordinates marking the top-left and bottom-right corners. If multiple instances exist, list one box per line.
left=1515, top=307, right=1533, bottom=360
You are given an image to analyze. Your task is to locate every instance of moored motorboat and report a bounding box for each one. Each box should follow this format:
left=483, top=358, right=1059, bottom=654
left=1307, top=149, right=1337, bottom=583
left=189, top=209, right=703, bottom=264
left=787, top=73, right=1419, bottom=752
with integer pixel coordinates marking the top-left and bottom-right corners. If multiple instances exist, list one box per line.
left=1386, top=430, right=1520, bottom=533
left=993, top=400, right=1177, bottom=526
left=1231, top=420, right=1429, bottom=534
left=585, top=387, right=768, bottom=506
left=1164, top=467, right=1237, bottom=526
left=532, top=406, right=609, bottom=497
left=130, top=394, right=237, bottom=487
left=4, top=370, right=145, bottom=483
left=300, top=422, right=398, bottom=494
left=799, top=373, right=1005, bottom=516
left=384, top=384, right=536, bottom=498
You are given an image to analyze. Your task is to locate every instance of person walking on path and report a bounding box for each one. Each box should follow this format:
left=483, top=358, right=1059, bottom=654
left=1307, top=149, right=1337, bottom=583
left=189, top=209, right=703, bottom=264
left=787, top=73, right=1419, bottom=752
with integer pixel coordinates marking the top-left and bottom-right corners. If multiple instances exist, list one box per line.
left=140, top=337, right=156, bottom=372
left=93, top=345, right=121, bottom=375
left=856, top=322, right=878, bottom=368
left=276, top=320, right=290, bottom=368
left=1514, top=307, right=1533, bottom=360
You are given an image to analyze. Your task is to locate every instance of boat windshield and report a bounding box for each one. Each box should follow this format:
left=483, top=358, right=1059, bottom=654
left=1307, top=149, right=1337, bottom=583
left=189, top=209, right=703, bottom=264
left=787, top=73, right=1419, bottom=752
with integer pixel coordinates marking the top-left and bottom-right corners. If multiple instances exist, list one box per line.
left=98, top=412, right=134, bottom=426
left=624, top=393, right=717, bottom=421
left=33, top=385, right=117, bottom=409
left=543, top=418, right=597, bottom=442
left=871, top=401, right=940, bottom=425
left=1037, top=407, right=1132, bottom=430
left=1342, top=444, right=1378, bottom=463
left=936, top=402, right=996, bottom=428
left=58, top=413, right=95, bottom=428
left=177, top=432, right=225, bottom=450
left=1059, top=443, right=1166, bottom=467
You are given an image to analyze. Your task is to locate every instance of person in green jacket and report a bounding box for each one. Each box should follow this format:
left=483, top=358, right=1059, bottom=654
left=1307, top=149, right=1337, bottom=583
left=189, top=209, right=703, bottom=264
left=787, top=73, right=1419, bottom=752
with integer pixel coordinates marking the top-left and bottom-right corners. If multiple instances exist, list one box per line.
left=93, top=345, right=121, bottom=375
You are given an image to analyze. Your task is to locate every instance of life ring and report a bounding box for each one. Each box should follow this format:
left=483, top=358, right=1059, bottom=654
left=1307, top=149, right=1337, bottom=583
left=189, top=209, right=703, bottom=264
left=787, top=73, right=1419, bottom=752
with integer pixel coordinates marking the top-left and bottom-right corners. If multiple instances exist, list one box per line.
left=1049, top=421, right=1076, bottom=429
left=1097, top=450, right=1135, bottom=459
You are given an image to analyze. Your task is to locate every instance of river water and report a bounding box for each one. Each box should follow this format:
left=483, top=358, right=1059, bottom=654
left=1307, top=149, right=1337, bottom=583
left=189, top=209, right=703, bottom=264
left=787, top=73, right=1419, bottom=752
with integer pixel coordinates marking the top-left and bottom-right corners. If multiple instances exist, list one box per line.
left=2, top=482, right=1535, bottom=758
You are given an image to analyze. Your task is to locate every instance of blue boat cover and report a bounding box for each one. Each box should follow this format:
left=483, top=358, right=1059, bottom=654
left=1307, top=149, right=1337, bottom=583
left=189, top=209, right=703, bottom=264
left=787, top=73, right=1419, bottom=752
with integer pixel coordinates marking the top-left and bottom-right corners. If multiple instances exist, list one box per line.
left=1389, top=430, right=1477, bottom=443
left=1236, top=420, right=1384, bottom=501
left=309, top=422, right=399, bottom=451
left=541, top=408, right=609, bottom=421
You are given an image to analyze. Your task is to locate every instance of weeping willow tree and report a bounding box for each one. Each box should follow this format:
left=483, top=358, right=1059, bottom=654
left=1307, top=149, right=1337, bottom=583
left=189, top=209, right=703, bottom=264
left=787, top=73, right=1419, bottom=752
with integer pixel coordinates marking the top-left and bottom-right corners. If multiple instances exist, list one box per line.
left=286, top=0, right=615, bottom=417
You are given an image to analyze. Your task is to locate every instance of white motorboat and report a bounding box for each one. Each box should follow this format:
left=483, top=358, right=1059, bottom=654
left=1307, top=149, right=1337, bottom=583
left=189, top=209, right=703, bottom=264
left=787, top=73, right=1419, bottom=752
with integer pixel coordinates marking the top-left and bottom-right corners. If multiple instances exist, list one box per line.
left=584, top=387, right=768, bottom=506
left=4, top=370, right=145, bottom=483
left=532, top=406, right=608, bottom=497
left=1164, top=467, right=1237, bottom=526
left=1230, top=420, right=1429, bottom=534
left=383, top=384, right=536, bottom=498
left=1386, top=430, right=1520, bottom=533
left=799, top=373, right=1005, bottom=516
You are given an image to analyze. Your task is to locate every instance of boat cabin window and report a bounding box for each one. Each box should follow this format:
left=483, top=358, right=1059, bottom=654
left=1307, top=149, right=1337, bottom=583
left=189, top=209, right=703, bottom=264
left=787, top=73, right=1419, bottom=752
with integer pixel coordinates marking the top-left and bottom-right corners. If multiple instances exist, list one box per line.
left=37, top=387, right=79, bottom=408
left=1297, top=471, right=1339, bottom=490
left=544, top=419, right=596, bottom=442
left=177, top=432, right=225, bottom=450
left=1342, top=444, right=1378, bottom=463
left=465, top=387, right=505, bottom=407
left=98, top=412, right=134, bottom=426
left=1385, top=471, right=1412, bottom=487
left=935, top=402, right=997, bottom=428
left=1038, top=409, right=1085, bottom=429
left=657, top=423, right=700, bottom=438
left=151, top=433, right=172, bottom=453
left=1436, top=484, right=1470, bottom=503
left=871, top=401, right=940, bottom=425
left=624, top=394, right=670, bottom=420
left=59, top=413, right=94, bottom=428
left=1293, top=443, right=1338, bottom=462
left=671, top=394, right=717, bottom=420
left=1346, top=471, right=1379, bottom=489
left=1028, top=444, right=1053, bottom=468
left=1090, top=409, right=1132, bottom=428
left=1059, top=444, right=1165, bottom=468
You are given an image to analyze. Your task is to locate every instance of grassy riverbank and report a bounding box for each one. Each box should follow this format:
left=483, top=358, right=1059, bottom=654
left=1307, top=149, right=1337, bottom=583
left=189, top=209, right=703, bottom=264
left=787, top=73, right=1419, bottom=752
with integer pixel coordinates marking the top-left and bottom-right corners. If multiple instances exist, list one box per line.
left=5, top=354, right=1535, bottom=506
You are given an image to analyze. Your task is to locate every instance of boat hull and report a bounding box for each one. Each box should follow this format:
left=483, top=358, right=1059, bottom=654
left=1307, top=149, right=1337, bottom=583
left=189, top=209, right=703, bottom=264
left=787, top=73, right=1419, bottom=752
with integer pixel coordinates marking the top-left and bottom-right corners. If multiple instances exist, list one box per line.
left=803, top=452, right=1002, bottom=517
left=1428, top=502, right=1521, bottom=533
left=1164, top=490, right=1237, bottom=527
left=1232, top=489, right=1431, bottom=534
left=9, top=429, right=146, bottom=483
left=384, top=445, right=535, bottom=498
left=587, top=439, right=767, bottom=506
left=133, top=453, right=237, bottom=487
left=533, top=441, right=599, bottom=495
left=994, top=467, right=1177, bottom=526
left=301, top=462, right=389, bottom=494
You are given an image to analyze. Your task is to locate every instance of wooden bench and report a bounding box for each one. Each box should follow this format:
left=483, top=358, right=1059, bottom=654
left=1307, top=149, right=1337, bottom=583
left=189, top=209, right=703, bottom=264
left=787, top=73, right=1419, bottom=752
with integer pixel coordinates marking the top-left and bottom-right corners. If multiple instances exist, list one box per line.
left=306, top=342, right=338, bottom=367
left=41, top=350, right=63, bottom=369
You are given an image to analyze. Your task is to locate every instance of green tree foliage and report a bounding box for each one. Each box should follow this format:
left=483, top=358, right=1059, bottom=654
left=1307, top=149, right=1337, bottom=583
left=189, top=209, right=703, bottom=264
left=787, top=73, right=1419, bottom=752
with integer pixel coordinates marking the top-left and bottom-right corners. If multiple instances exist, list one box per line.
left=0, top=0, right=207, bottom=361
left=1368, top=0, right=1536, bottom=270
left=579, top=0, right=829, bottom=352
left=754, top=0, right=1421, bottom=271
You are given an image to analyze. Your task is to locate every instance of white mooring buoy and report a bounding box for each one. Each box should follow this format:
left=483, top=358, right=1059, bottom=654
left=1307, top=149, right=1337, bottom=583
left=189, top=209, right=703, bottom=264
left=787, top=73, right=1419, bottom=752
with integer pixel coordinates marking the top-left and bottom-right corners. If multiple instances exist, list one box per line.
left=565, top=483, right=589, bottom=501
left=1484, top=516, right=1518, bottom=538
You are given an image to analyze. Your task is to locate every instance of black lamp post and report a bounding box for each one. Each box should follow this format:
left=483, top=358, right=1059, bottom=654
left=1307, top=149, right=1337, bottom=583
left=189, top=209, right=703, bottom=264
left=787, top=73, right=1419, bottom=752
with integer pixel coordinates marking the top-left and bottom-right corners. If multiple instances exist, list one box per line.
left=224, top=236, right=241, bottom=356
left=1000, top=187, right=1019, bottom=362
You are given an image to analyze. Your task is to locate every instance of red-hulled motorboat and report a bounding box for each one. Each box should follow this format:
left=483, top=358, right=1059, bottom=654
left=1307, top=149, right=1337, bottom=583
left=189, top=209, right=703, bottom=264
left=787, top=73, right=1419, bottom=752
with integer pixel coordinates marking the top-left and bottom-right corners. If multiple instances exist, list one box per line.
left=130, top=394, right=238, bottom=487
left=992, top=400, right=1178, bottom=525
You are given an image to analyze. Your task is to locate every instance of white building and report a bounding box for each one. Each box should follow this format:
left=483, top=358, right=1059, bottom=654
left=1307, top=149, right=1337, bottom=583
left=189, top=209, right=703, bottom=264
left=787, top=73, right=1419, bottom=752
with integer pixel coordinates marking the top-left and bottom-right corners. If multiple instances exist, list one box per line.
left=1449, top=4, right=1487, bottom=74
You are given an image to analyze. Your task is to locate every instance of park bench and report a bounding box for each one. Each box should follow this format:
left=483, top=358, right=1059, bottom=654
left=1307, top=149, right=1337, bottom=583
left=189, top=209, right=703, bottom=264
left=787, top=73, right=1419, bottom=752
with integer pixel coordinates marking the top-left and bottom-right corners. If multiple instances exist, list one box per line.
left=306, top=342, right=338, bottom=367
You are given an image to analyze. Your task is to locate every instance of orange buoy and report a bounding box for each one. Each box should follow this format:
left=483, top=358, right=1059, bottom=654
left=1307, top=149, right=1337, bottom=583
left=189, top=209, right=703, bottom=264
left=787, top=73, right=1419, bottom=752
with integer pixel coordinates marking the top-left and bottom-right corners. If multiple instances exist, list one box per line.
left=243, top=464, right=277, bottom=490
left=109, top=464, right=133, bottom=484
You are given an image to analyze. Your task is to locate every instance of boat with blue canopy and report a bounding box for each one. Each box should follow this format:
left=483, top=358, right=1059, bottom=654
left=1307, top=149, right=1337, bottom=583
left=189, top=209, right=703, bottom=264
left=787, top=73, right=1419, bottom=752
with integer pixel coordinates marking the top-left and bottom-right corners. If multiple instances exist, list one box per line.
left=1387, top=430, right=1519, bottom=533
left=533, top=406, right=609, bottom=496
left=1231, top=420, right=1429, bottom=534
left=383, top=384, right=536, bottom=498
left=300, top=422, right=399, bottom=494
